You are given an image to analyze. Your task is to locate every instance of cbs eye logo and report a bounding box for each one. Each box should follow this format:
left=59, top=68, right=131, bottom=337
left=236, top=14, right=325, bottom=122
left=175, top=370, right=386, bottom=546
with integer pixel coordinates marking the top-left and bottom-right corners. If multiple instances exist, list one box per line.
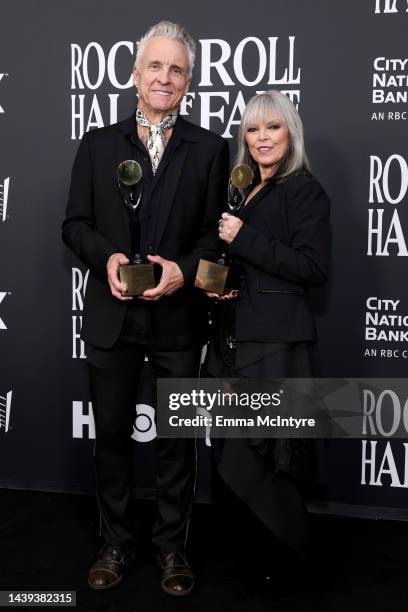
left=131, top=404, right=157, bottom=442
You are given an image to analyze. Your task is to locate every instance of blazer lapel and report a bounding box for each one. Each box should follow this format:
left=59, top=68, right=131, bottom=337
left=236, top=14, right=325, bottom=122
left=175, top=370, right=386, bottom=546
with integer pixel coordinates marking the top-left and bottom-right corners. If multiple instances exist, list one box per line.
left=154, top=143, right=188, bottom=249
left=239, top=182, right=276, bottom=222
left=154, top=117, right=197, bottom=249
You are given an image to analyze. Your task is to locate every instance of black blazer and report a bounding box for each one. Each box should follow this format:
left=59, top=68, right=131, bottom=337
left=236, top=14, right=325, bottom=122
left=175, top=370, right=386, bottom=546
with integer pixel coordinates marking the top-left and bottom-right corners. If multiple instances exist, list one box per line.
left=62, top=114, right=229, bottom=350
left=229, top=174, right=330, bottom=342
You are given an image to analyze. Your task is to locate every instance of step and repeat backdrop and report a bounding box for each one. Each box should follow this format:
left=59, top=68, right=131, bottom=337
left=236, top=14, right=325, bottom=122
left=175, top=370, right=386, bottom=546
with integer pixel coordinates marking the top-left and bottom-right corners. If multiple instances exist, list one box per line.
left=1, top=0, right=408, bottom=518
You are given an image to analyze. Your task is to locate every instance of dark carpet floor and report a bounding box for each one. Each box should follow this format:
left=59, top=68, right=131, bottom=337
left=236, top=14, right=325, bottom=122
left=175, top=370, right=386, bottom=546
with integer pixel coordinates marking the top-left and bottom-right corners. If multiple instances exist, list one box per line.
left=1, top=489, right=408, bottom=612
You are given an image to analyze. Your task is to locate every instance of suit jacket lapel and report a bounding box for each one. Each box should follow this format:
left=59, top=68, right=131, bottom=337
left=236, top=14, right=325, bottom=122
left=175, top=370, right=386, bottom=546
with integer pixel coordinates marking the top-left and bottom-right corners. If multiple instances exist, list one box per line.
left=154, top=143, right=188, bottom=249
left=154, top=116, right=197, bottom=249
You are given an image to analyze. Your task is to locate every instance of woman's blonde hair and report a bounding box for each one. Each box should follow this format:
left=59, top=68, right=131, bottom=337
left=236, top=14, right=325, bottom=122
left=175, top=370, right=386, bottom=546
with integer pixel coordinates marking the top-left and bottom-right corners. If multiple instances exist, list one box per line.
left=236, top=90, right=311, bottom=185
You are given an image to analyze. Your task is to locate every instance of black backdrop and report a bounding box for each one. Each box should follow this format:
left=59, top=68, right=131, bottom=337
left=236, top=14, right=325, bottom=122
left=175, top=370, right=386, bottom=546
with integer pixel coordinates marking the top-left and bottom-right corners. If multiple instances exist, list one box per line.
left=1, top=0, right=408, bottom=519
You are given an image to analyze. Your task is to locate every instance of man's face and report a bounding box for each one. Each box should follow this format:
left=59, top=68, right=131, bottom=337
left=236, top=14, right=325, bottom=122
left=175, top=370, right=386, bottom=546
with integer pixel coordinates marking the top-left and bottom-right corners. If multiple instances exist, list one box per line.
left=133, top=36, right=191, bottom=120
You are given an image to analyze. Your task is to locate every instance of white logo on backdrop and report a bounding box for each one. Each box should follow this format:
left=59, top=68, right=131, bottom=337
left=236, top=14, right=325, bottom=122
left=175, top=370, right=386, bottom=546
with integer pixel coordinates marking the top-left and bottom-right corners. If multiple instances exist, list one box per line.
left=361, top=387, right=408, bottom=488
left=0, top=73, right=8, bottom=114
left=364, top=297, right=408, bottom=354
left=374, top=0, right=407, bottom=13
left=362, top=440, right=408, bottom=487
left=367, top=154, right=408, bottom=256
left=131, top=404, right=157, bottom=443
left=72, top=267, right=88, bottom=359
left=0, top=292, right=9, bottom=330
left=371, top=57, right=408, bottom=121
left=70, top=36, right=302, bottom=139
left=370, top=0, right=408, bottom=120
left=70, top=42, right=132, bottom=139
left=0, top=178, right=10, bottom=221
left=72, top=401, right=156, bottom=442
left=0, top=391, right=12, bottom=432
left=195, top=36, right=300, bottom=138
left=72, top=401, right=95, bottom=439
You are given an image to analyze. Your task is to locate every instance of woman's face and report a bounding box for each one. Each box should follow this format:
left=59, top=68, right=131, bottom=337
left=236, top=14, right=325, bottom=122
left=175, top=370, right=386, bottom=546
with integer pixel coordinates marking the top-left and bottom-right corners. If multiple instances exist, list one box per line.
left=245, top=112, right=290, bottom=178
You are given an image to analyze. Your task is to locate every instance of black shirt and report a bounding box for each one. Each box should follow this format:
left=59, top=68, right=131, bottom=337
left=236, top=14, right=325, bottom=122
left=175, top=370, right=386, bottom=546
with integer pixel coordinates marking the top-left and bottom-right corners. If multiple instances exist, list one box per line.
left=121, top=116, right=180, bottom=261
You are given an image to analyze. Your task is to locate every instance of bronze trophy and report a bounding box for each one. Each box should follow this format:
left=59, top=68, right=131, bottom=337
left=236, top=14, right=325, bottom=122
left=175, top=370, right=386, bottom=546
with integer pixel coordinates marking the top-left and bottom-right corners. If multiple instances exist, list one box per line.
left=117, top=160, right=155, bottom=296
left=195, top=164, right=254, bottom=294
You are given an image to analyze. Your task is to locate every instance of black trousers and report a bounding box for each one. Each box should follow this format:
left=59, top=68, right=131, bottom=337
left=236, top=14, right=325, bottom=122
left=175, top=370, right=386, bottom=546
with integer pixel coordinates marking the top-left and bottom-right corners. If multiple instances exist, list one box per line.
left=86, top=306, right=201, bottom=552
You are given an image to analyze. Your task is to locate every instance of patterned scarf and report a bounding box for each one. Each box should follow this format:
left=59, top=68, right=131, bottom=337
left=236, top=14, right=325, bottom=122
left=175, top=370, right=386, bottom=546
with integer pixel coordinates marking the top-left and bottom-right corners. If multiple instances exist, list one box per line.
left=135, top=108, right=177, bottom=174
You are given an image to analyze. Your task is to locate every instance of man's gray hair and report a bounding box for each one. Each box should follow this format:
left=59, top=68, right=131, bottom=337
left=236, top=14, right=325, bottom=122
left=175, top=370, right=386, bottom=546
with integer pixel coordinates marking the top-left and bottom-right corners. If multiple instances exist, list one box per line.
left=236, top=91, right=311, bottom=183
left=134, top=21, right=196, bottom=79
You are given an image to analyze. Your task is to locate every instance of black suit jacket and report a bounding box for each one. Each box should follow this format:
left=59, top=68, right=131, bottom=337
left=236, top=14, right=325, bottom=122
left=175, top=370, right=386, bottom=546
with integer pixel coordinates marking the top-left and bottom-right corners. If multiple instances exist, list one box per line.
left=62, top=114, right=229, bottom=350
left=229, top=174, right=330, bottom=342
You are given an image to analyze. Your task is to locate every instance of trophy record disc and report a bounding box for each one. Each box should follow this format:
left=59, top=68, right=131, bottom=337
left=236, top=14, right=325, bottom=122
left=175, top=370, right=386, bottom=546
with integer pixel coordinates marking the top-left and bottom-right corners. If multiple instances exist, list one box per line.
left=117, top=160, right=155, bottom=297
left=194, top=164, right=254, bottom=294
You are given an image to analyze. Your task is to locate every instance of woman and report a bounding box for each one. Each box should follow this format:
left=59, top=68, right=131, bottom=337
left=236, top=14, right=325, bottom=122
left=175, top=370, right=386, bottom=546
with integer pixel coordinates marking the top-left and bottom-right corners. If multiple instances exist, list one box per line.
left=208, top=90, right=331, bottom=558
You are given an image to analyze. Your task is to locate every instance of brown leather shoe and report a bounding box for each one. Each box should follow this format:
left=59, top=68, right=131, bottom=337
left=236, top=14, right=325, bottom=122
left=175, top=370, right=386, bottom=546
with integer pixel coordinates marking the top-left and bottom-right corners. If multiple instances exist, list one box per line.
left=88, top=544, right=136, bottom=591
left=157, top=550, right=195, bottom=596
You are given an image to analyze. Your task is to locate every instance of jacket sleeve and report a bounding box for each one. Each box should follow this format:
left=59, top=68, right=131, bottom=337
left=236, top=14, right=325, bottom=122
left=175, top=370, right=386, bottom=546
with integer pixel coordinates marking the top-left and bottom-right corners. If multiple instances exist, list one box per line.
left=229, top=176, right=331, bottom=286
left=61, top=133, right=119, bottom=282
left=174, top=138, right=230, bottom=285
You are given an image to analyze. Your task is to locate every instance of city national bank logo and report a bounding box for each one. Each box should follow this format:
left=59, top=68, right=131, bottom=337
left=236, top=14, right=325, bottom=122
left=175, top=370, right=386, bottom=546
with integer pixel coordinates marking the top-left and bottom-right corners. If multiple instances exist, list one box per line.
left=371, top=0, right=408, bottom=122
left=72, top=401, right=156, bottom=442
left=371, top=57, right=408, bottom=121
left=363, top=297, right=408, bottom=358
left=0, top=391, right=12, bottom=433
left=0, top=73, right=8, bottom=114
left=0, top=177, right=10, bottom=221
left=367, top=154, right=408, bottom=256
left=70, top=36, right=301, bottom=139
left=375, top=0, right=408, bottom=13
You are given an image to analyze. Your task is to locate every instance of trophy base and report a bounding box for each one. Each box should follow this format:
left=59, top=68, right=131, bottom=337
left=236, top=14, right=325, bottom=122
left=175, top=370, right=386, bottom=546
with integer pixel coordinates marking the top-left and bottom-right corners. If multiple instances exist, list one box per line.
left=119, top=263, right=155, bottom=296
left=195, top=259, right=229, bottom=295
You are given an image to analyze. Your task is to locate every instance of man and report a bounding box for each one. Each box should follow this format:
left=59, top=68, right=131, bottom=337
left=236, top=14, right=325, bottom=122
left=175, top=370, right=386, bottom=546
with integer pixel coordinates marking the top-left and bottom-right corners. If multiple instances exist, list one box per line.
left=62, top=21, right=229, bottom=596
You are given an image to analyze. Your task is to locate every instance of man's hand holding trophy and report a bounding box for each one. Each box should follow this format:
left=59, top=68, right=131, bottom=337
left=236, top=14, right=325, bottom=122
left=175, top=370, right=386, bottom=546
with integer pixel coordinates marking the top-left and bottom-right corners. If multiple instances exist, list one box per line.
left=116, top=160, right=155, bottom=297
